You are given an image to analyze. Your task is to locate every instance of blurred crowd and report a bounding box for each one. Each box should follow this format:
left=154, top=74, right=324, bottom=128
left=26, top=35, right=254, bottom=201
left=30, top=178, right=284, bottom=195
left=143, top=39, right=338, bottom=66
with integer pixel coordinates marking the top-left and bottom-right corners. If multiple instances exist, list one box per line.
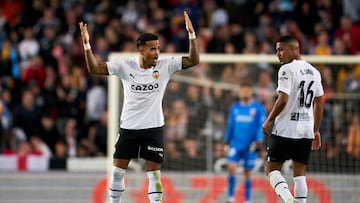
left=0, top=0, right=360, bottom=170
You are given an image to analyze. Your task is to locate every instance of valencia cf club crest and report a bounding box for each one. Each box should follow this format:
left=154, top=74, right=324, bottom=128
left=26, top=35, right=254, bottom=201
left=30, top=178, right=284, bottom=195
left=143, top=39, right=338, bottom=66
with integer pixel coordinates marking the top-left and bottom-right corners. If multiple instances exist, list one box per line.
left=152, top=70, right=159, bottom=79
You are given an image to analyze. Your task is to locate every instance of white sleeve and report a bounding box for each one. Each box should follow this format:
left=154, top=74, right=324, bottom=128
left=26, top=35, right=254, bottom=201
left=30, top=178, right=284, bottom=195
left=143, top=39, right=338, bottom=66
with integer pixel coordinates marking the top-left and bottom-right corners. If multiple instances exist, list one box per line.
left=276, top=66, right=292, bottom=95
left=166, top=57, right=182, bottom=75
left=106, top=59, right=126, bottom=78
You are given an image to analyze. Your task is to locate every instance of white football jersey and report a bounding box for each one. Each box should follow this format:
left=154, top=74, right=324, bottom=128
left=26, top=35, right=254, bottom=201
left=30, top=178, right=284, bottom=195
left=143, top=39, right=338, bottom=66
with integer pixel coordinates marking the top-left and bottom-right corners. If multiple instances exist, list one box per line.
left=272, top=59, right=324, bottom=139
left=107, top=56, right=182, bottom=129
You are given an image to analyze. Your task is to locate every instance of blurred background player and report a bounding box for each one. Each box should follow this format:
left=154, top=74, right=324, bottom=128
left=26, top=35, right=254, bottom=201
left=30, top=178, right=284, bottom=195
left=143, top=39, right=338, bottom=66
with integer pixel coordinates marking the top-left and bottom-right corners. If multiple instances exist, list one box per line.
left=224, top=81, right=266, bottom=203
left=79, top=11, right=199, bottom=203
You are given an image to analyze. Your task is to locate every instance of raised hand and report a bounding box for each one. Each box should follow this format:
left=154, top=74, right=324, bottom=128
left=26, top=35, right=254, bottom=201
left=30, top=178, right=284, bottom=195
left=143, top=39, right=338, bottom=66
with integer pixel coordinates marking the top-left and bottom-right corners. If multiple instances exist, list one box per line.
left=183, top=11, right=194, bottom=34
left=79, top=22, right=90, bottom=44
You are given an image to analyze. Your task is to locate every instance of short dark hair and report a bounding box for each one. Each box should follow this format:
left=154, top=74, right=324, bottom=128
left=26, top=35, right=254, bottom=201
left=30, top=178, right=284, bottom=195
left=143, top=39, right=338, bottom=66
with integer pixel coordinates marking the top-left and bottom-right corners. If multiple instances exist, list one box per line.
left=278, top=35, right=298, bottom=43
left=136, top=33, right=158, bottom=48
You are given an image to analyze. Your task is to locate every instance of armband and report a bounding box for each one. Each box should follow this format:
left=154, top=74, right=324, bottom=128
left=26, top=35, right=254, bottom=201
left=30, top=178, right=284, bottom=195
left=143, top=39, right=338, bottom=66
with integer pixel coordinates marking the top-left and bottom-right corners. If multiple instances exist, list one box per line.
left=83, top=43, right=91, bottom=51
left=188, top=32, right=196, bottom=40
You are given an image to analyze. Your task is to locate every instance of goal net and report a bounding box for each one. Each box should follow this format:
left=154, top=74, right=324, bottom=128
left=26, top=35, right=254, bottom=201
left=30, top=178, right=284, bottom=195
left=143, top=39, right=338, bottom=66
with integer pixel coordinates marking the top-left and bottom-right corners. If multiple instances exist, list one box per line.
left=107, top=53, right=360, bottom=203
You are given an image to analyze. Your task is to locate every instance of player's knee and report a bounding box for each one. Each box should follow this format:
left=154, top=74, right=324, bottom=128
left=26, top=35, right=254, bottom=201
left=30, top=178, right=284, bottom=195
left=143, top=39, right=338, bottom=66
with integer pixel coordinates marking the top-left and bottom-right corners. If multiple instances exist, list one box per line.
left=266, top=162, right=283, bottom=176
left=227, top=162, right=237, bottom=174
left=146, top=160, right=162, bottom=171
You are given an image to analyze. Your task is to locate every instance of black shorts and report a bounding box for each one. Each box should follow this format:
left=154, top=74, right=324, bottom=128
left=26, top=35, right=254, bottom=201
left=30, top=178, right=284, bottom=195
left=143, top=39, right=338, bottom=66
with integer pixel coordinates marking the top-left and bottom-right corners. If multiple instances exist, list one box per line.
left=113, top=126, right=164, bottom=163
left=266, top=134, right=312, bottom=164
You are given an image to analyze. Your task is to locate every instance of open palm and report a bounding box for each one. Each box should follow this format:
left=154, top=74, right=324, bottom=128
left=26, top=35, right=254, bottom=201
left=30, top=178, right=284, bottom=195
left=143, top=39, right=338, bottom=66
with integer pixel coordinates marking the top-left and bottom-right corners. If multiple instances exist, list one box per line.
left=79, top=22, right=90, bottom=44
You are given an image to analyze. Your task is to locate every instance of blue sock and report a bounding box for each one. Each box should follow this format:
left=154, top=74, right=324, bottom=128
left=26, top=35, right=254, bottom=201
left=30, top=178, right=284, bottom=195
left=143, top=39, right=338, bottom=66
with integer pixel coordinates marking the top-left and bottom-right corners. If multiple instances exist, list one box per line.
left=245, top=178, right=252, bottom=201
left=228, top=175, right=236, bottom=198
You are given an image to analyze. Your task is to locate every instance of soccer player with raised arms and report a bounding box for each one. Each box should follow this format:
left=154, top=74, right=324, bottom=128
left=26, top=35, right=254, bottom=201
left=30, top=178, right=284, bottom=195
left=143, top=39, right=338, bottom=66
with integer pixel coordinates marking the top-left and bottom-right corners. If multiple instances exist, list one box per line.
left=262, top=35, right=324, bottom=203
left=79, top=11, right=199, bottom=203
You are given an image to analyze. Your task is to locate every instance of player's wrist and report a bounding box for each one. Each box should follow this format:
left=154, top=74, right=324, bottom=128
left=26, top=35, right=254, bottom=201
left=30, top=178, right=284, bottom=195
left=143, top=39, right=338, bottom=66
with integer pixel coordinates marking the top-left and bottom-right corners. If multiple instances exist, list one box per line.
left=83, top=42, right=91, bottom=50
left=188, top=32, right=196, bottom=40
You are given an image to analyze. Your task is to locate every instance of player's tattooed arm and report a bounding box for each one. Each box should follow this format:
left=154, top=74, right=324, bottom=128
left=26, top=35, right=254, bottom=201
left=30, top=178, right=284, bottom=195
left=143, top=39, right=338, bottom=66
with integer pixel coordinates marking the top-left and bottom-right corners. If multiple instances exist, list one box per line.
left=79, top=22, right=109, bottom=75
left=84, top=52, right=109, bottom=75
left=182, top=11, right=200, bottom=69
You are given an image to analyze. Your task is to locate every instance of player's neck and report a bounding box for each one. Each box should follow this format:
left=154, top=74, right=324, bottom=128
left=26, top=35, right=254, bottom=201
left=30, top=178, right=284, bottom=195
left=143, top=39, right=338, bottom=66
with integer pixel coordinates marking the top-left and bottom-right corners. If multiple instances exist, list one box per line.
left=140, top=63, right=152, bottom=69
left=139, top=57, right=153, bottom=69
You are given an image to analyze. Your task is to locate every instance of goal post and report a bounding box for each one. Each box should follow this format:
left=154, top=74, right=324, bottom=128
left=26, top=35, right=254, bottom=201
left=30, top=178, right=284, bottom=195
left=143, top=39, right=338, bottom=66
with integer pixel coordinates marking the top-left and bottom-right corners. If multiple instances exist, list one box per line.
left=108, top=53, right=360, bottom=64
left=106, top=53, right=360, bottom=202
left=107, top=53, right=360, bottom=171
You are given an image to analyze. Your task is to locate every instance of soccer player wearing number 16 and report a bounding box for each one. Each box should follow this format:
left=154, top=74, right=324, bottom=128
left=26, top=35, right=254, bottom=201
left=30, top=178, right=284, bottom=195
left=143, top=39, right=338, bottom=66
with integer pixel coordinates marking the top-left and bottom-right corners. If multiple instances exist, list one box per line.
left=262, top=35, right=324, bottom=203
left=224, top=82, right=266, bottom=203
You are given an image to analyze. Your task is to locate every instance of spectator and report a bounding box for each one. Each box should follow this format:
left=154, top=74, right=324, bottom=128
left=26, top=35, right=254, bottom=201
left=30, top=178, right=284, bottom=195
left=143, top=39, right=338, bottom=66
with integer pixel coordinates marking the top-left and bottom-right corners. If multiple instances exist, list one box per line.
left=0, top=38, right=20, bottom=78
left=206, top=24, right=230, bottom=53
left=220, top=64, right=235, bottom=84
left=38, top=24, right=58, bottom=65
left=342, top=67, right=360, bottom=113
left=104, top=26, right=121, bottom=52
left=16, top=140, right=33, bottom=171
left=343, top=0, right=360, bottom=23
left=183, top=85, right=208, bottom=168
left=0, top=88, right=12, bottom=134
left=312, top=31, right=332, bottom=55
left=315, top=0, right=341, bottom=33
left=29, top=134, right=52, bottom=157
left=33, top=7, right=61, bottom=38
left=208, top=87, right=227, bottom=160
left=85, top=77, right=107, bottom=125
left=256, top=69, right=276, bottom=104
left=12, top=90, right=42, bottom=138
left=39, top=114, right=60, bottom=154
left=21, top=56, right=46, bottom=87
left=94, top=36, right=110, bottom=60
left=346, top=113, right=360, bottom=158
left=40, top=65, right=59, bottom=116
left=335, top=15, right=360, bottom=54
left=165, top=99, right=188, bottom=159
left=210, top=3, right=228, bottom=30
left=164, top=81, right=186, bottom=111
left=282, top=19, right=305, bottom=53
left=53, top=139, right=68, bottom=158
left=61, top=118, right=78, bottom=157
left=1, top=130, right=18, bottom=154
left=293, top=0, right=319, bottom=37
left=92, top=111, right=109, bottom=156
left=55, top=72, right=82, bottom=120
left=185, top=85, right=209, bottom=141
left=320, top=67, right=336, bottom=153
left=268, top=0, right=294, bottom=27
left=50, top=138, right=68, bottom=169
left=18, top=27, right=39, bottom=67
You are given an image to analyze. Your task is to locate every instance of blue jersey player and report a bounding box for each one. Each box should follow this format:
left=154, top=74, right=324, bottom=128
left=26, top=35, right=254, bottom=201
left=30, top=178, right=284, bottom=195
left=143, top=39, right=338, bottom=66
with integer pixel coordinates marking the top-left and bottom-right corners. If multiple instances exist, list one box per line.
left=224, top=81, right=266, bottom=203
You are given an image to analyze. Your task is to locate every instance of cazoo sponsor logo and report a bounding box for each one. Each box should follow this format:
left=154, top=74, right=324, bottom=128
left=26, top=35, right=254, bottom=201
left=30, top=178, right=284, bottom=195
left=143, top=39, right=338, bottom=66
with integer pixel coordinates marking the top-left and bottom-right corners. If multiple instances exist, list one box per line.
left=131, top=83, right=159, bottom=93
